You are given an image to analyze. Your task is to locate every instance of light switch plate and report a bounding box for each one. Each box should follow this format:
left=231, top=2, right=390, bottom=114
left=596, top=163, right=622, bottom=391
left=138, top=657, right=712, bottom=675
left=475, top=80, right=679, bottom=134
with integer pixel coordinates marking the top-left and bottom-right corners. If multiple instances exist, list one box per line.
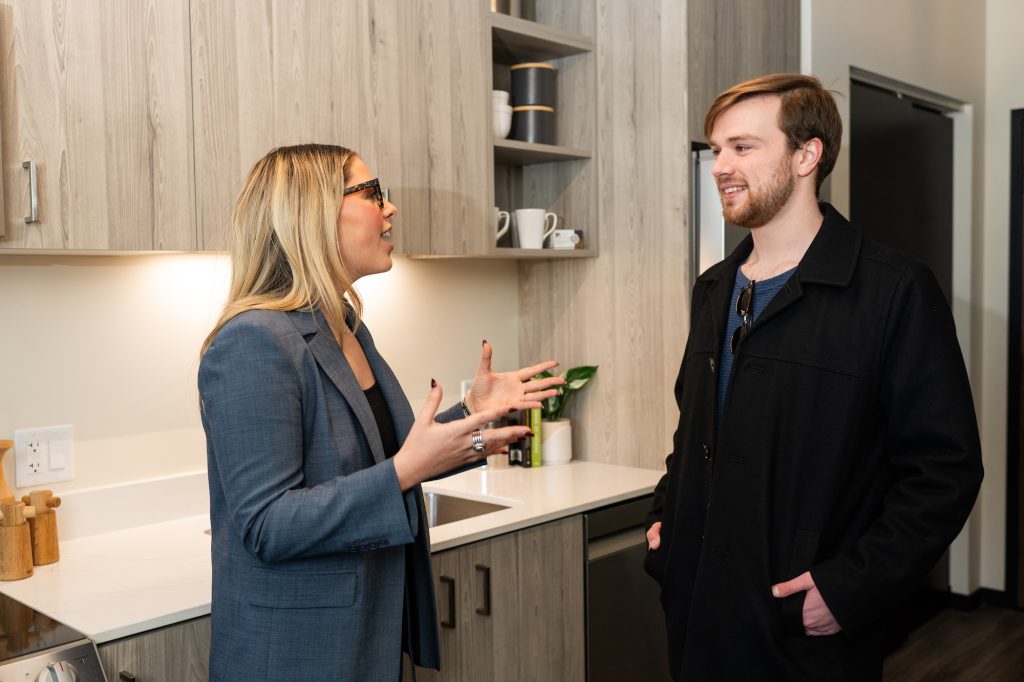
left=14, top=425, right=75, bottom=488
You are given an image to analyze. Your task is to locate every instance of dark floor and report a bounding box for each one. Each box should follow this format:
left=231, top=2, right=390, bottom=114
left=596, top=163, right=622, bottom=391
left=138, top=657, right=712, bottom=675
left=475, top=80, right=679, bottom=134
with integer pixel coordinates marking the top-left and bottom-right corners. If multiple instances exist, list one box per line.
left=884, top=605, right=1024, bottom=681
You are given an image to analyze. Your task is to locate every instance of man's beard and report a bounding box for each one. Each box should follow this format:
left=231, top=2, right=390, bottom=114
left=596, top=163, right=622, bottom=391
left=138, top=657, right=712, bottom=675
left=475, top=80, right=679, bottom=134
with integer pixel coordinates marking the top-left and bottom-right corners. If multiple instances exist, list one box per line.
left=721, top=156, right=795, bottom=228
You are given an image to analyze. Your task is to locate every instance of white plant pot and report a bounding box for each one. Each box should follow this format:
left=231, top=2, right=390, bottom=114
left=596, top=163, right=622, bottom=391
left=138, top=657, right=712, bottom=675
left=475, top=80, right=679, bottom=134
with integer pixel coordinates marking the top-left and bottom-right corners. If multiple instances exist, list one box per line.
left=541, top=419, right=572, bottom=465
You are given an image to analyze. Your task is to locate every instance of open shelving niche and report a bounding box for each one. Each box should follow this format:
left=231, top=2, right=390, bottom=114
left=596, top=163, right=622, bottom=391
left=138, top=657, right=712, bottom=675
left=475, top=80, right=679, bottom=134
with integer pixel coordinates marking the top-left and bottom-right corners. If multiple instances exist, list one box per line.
left=488, top=11, right=597, bottom=259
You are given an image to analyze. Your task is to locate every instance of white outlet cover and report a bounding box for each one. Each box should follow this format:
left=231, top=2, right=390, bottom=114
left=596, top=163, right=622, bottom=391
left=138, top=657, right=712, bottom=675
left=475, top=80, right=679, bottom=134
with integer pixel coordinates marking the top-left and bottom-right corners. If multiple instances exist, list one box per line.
left=14, top=425, right=75, bottom=488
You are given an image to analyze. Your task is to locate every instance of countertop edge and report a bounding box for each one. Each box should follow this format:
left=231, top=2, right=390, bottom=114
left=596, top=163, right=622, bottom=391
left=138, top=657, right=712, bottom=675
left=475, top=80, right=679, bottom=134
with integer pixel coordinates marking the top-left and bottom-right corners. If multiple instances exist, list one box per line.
left=93, top=604, right=212, bottom=645
left=427, top=486, right=656, bottom=552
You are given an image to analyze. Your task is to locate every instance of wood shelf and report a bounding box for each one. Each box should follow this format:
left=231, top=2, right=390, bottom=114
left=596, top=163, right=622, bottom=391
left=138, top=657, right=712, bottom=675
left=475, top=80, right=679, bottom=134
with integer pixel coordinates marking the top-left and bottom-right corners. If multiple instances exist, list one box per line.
left=493, top=138, right=591, bottom=164
left=408, top=248, right=596, bottom=261
left=491, top=13, right=594, bottom=63
left=492, top=247, right=596, bottom=259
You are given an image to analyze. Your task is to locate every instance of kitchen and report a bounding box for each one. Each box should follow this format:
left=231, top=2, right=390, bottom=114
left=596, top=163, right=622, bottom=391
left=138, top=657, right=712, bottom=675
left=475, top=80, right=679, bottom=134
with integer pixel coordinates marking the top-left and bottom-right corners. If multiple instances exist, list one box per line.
left=0, top=0, right=1022, bottom=680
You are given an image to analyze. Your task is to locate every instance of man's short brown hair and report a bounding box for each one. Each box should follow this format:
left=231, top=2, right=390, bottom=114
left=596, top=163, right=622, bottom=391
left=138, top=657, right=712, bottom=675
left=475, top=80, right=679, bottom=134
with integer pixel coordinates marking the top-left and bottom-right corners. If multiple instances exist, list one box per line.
left=704, top=73, right=842, bottom=194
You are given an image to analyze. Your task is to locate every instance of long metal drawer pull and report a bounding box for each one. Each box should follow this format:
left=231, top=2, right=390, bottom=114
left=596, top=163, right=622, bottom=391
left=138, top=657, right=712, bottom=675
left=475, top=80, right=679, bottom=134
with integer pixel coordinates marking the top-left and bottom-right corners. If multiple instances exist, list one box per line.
left=475, top=564, right=492, bottom=616
left=23, top=160, right=38, bottom=223
left=441, top=575, right=456, bottom=628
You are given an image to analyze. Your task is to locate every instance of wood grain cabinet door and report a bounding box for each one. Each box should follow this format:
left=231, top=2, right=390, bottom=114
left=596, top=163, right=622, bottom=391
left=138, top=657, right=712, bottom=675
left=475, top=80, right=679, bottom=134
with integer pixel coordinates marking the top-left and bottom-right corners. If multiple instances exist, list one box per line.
left=191, top=0, right=490, bottom=256
left=418, top=516, right=585, bottom=681
left=510, top=515, right=585, bottom=682
left=0, top=0, right=195, bottom=250
left=97, top=616, right=211, bottom=682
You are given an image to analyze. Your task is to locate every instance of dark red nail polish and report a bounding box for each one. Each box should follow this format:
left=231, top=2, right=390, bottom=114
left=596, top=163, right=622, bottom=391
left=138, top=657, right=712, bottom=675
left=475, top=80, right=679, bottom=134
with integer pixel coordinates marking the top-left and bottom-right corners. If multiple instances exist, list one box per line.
left=482, top=339, right=488, bottom=346
left=508, top=407, right=517, bottom=414
left=431, top=378, right=437, bottom=388
left=526, top=431, right=535, bottom=437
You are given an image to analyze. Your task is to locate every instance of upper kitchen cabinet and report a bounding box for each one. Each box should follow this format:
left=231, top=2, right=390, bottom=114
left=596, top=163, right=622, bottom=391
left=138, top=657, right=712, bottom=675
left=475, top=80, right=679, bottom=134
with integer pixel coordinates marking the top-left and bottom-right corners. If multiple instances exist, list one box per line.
left=687, top=0, right=800, bottom=143
left=191, top=0, right=491, bottom=255
left=489, top=1, right=597, bottom=258
left=0, top=0, right=196, bottom=251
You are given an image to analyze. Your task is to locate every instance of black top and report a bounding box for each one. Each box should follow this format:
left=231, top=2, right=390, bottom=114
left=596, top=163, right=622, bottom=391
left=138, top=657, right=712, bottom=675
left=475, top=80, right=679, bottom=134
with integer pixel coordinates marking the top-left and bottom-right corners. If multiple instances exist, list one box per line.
left=363, top=383, right=400, bottom=459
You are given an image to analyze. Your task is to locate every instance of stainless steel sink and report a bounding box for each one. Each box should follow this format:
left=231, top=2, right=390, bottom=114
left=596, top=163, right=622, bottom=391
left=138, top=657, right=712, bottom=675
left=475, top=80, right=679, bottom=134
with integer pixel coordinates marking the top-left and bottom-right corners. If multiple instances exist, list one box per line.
left=422, top=491, right=510, bottom=528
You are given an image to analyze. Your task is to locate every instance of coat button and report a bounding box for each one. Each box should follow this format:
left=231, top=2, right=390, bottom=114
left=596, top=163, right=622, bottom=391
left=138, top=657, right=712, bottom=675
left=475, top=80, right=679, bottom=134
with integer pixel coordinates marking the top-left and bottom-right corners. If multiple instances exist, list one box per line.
left=709, top=358, right=716, bottom=373
left=703, top=444, right=711, bottom=460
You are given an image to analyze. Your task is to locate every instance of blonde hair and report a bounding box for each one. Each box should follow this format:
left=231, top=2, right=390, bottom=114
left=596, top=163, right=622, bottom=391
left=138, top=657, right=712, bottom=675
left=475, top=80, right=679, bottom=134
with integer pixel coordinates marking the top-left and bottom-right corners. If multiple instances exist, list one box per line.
left=201, top=144, right=361, bottom=355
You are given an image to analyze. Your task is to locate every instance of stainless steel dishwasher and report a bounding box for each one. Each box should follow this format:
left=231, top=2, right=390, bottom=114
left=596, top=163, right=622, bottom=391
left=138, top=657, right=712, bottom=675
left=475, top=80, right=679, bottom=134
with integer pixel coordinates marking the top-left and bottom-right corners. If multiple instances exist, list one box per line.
left=585, top=495, right=671, bottom=681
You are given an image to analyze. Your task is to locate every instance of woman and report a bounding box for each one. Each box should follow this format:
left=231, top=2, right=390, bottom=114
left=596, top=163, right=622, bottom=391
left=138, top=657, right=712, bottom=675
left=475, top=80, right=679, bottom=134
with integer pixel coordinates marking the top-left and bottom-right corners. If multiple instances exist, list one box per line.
left=198, top=144, right=562, bottom=681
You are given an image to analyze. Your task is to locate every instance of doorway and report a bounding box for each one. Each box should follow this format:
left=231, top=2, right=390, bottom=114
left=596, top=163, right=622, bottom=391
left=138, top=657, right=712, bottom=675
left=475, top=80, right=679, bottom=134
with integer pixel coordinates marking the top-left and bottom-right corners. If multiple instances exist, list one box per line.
left=1008, top=108, right=1024, bottom=609
left=849, top=77, right=957, bottom=642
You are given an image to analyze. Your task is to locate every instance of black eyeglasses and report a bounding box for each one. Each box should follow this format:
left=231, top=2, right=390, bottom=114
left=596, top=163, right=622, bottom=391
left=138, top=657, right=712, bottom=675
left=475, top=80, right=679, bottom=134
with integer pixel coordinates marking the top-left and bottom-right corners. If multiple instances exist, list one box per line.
left=342, top=178, right=389, bottom=209
left=730, top=279, right=756, bottom=353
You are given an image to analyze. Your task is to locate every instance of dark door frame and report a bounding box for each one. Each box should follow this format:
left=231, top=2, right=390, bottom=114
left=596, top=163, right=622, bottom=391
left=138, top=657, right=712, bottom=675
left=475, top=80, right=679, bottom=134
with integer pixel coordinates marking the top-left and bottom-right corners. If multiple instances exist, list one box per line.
left=1008, top=108, right=1024, bottom=609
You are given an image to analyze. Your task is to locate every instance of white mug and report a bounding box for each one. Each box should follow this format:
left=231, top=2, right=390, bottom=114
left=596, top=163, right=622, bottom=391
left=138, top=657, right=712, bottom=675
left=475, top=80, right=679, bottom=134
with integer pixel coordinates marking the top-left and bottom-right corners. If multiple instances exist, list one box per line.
left=550, top=229, right=580, bottom=250
left=494, top=206, right=511, bottom=243
left=514, top=209, right=558, bottom=249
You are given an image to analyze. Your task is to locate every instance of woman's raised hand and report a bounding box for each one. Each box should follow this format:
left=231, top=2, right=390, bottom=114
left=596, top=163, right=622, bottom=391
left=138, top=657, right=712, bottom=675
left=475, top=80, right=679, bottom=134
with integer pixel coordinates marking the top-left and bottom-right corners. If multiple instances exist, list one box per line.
left=393, top=381, right=534, bottom=491
left=464, top=341, right=566, bottom=414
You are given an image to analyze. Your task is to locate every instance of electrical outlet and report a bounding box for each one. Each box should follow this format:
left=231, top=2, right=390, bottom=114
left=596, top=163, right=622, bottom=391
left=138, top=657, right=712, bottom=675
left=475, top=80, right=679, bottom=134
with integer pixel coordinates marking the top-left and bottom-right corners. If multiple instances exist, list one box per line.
left=14, top=425, right=75, bottom=488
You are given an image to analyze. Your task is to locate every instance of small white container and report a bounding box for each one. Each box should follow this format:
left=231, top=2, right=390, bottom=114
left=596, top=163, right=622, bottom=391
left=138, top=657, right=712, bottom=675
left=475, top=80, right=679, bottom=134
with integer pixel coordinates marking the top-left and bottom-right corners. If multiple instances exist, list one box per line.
left=493, top=103, right=513, bottom=139
left=493, top=89, right=511, bottom=106
left=541, top=419, right=573, bottom=465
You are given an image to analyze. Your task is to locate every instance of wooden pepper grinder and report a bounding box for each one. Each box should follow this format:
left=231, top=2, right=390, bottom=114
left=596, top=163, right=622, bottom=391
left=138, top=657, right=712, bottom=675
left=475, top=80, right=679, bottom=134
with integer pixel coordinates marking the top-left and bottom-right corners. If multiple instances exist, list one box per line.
left=0, top=498, right=35, bottom=580
left=0, top=440, right=14, bottom=500
left=21, top=490, right=60, bottom=565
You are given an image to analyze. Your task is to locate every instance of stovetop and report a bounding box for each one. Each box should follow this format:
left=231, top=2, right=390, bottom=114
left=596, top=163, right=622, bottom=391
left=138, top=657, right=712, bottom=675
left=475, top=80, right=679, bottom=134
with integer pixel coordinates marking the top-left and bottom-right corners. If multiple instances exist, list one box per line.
left=0, top=592, right=87, bottom=662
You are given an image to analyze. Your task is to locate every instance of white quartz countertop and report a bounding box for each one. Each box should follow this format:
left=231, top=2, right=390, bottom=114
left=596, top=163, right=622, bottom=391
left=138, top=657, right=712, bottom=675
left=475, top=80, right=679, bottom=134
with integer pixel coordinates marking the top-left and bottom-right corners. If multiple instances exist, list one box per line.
left=0, top=461, right=662, bottom=644
left=422, top=460, right=663, bottom=551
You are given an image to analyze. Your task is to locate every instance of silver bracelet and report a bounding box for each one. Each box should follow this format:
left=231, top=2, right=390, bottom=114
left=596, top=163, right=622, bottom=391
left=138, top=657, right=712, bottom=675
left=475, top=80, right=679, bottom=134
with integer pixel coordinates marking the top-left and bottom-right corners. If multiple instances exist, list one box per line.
left=460, top=399, right=472, bottom=417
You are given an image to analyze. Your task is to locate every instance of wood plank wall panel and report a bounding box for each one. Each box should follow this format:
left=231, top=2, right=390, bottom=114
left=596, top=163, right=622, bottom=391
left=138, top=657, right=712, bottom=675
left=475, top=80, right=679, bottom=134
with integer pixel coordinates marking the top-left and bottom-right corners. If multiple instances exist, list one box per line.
left=518, top=0, right=689, bottom=471
left=1, top=0, right=194, bottom=250
left=687, top=0, right=801, bottom=143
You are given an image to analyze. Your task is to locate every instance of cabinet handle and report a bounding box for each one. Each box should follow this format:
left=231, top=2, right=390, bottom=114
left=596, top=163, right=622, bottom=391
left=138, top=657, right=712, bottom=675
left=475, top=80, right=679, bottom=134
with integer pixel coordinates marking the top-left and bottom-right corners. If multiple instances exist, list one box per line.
left=475, top=564, right=492, bottom=616
left=118, top=673, right=137, bottom=682
left=22, top=161, right=38, bottom=223
left=440, top=575, right=456, bottom=628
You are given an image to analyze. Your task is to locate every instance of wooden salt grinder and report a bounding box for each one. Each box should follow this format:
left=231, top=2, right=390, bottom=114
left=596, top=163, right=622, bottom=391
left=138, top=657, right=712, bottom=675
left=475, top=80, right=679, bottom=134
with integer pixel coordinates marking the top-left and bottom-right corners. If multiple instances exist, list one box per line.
left=22, top=490, right=61, bottom=565
left=0, top=498, right=35, bottom=580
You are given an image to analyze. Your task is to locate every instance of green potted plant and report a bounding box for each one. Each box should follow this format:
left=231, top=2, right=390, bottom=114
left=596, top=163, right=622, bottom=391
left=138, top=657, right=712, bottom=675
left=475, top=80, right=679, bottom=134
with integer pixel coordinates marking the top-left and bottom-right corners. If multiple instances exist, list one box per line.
left=536, top=365, right=598, bottom=465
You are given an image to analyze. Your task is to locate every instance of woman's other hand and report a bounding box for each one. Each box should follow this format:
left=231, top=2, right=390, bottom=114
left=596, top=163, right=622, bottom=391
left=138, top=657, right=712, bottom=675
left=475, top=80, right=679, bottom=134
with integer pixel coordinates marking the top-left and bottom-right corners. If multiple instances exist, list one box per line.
left=464, top=341, right=566, bottom=414
left=393, top=381, right=533, bottom=491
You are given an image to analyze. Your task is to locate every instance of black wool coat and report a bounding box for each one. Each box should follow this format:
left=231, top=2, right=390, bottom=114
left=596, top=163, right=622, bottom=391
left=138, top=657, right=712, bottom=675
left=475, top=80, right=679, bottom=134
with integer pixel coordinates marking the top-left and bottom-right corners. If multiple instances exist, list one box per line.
left=645, top=204, right=983, bottom=681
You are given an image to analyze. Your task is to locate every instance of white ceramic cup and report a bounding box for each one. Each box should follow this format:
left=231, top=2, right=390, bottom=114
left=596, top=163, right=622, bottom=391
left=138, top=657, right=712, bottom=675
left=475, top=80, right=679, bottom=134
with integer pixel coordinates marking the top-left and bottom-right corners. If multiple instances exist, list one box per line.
left=492, top=89, right=510, bottom=106
left=494, top=206, right=511, bottom=243
left=493, top=104, right=513, bottom=138
left=514, top=209, right=558, bottom=249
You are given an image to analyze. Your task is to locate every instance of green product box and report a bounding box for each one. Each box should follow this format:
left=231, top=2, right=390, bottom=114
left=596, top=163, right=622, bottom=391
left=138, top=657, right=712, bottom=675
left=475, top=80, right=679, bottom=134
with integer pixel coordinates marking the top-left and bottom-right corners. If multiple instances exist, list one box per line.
left=530, top=408, right=542, bottom=467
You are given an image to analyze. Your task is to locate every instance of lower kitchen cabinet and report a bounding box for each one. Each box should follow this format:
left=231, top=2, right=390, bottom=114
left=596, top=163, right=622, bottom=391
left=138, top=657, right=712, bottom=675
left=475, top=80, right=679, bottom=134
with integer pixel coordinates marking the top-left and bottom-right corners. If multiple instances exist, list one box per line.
left=414, top=515, right=585, bottom=681
left=97, top=615, right=211, bottom=682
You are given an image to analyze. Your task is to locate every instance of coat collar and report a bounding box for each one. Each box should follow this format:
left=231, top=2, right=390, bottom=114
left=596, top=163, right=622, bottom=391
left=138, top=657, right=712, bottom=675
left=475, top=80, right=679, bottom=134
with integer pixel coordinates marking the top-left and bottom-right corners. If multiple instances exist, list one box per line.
left=696, top=203, right=860, bottom=288
left=286, top=309, right=414, bottom=465
left=694, top=203, right=862, bottom=351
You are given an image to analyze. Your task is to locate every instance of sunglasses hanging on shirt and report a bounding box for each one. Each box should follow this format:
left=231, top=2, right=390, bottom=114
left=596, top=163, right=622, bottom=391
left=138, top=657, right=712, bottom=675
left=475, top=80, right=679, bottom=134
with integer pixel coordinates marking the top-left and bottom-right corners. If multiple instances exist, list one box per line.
left=730, top=279, right=756, bottom=353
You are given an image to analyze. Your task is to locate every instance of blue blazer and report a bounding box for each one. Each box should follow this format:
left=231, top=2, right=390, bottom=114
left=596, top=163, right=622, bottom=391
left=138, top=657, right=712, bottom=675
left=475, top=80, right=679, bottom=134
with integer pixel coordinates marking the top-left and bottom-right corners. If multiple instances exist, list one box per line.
left=199, top=309, right=458, bottom=681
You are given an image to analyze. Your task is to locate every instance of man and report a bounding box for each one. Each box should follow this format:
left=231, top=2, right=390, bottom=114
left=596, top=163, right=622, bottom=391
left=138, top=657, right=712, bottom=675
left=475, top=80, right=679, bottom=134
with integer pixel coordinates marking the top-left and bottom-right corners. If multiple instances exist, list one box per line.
left=644, top=73, right=983, bottom=680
